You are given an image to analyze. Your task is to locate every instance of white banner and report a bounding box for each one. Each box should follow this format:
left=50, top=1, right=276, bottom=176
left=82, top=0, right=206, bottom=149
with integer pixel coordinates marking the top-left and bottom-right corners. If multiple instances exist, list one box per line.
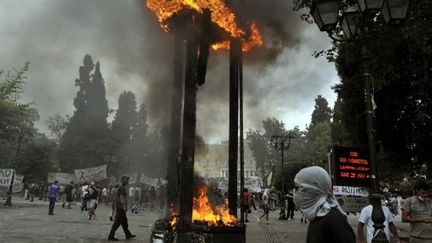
left=47, top=172, right=76, bottom=184
left=13, top=174, right=24, bottom=193
left=337, top=196, right=370, bottom=212
left=74, top=164, right=107, bottom=183
left=0, top=168, right=15, bottom=187
left=140, top=173, right=158, bottom=187
left=333, top=185, right=369, bottom=197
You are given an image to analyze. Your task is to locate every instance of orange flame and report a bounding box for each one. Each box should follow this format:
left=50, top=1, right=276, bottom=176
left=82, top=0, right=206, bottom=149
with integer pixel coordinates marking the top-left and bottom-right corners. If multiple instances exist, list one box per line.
left=146, top=0, right=263, bottom=51
left=169, top=205, right=179, bottom=229
left=192, top=186, right=237, bottom=226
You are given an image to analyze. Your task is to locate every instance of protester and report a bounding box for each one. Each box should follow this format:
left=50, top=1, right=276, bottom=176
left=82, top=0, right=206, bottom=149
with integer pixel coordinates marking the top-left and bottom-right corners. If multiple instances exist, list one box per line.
left=110, top=184, right=119, bottom=221
left=401, top=179, right=432, bottom=242
left=158, top=184, right=166, bottom=213
left=286, top=188, right=295, bottom=220
left=87, top=182, right=99, bottom=220
left=81, top=184, right=89, bottom=211
left=108, top=176, right=136, bottom=241
left=149, top=186, right=156, bottom=211
left=293, top=166, right=355, bottom=243
left=258, top=188, right=270, bottom=224
left=29, top=183, right=36, bottom=202
left=242, top=188, right=251, bottom=222
left=62, top=181, right=74, bottom=209
left=358, top=203, right=401, bottom=243
left=48, top=181, right=59, bottom=215
left=102, top=186, right=109, bottom=206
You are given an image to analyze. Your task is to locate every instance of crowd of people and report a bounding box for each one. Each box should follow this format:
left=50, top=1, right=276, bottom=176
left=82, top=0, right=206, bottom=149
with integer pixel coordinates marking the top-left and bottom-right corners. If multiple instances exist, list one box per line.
left=240, top=166, right=431, bottom=243
left=16, top=167, right=432, bottom=242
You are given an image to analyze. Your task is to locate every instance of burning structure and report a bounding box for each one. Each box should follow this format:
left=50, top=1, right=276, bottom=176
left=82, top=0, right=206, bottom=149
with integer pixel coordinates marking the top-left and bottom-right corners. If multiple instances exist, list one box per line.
left=146, top=1, right=262, bottom=242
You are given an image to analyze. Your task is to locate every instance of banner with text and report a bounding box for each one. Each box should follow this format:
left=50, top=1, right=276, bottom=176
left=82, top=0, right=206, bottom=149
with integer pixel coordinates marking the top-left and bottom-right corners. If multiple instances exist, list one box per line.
left=333, top=185, right=369, bottom=197
left=13, top=174, right=24, bottom=193
left=140, top=173, right=159, bottom=187
left=74, top=164, right=107, bottom=183
left=47, top=172, right=76, bottom=184
left=0, top=168, right=15, bottom=187
left=0, top=168, right=15, bottom=196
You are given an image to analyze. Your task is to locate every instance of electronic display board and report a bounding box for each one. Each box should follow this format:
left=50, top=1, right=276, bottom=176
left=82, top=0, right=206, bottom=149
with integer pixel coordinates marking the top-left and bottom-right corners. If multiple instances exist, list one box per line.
left=331, top=146, right=371, bottom=187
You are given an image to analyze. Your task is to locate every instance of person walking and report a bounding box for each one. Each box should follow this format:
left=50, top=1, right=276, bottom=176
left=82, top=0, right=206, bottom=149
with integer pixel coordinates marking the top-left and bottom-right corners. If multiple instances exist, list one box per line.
left=108, top=176, right=136, bottom=241
left=110, top=184, right=119, bottom=221
left=242, top=188, right=251, bottom=222
left=358, top=203, right=401, bottom=243
left=48, top=181, right=59, bottom=215
left=149, top=186, right=156, bottom=211
left=29, top=183, right=36, bottom=202
left=62, top=181, right=74, bottom=209
left=401, top=179, right=432, bottom=243
left=293, top=166, right=355, bottom=243
left=258, top=189, right=271, bottom=224
left=158, top=184, right=166, bottom=213
left=286, top=189, right=295, bottom=220
left=87, top=182, right=99, bottom=220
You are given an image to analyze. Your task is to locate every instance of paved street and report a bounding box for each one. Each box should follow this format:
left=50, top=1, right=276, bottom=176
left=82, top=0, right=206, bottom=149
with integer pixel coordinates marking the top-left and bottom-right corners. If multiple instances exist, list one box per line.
left=1, top=197, right=411, bottom=243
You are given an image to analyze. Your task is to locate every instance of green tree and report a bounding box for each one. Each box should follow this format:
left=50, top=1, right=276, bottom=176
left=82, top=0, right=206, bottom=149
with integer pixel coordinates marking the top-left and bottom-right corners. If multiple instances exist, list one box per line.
left=304, top=96, right=333, bottom=167
left=247, top=118, right=287, bottom=186
left=45, top=114, right=69, bottom=143
left=0, top=63, right=39, bottom=168
left=110, top=91, right=138, bottom=175
left=293, top=0, right=432, bottom=179
left=310, top=95, right=332, bottom=128
left=58, top=55, right=110, bottom=171
left=15, top=133, right=56, bottom=183
left=130, top=102, right=149, bottom=173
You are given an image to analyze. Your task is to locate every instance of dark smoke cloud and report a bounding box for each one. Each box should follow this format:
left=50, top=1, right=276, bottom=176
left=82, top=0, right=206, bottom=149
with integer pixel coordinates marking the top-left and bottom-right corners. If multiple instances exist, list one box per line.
left=0, top=0, right=337, bottom=144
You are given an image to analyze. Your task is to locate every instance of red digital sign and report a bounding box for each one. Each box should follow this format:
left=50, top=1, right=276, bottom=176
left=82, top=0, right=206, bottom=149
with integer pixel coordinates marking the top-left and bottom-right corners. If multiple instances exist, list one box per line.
left=331, top=146, right=371, bottom=187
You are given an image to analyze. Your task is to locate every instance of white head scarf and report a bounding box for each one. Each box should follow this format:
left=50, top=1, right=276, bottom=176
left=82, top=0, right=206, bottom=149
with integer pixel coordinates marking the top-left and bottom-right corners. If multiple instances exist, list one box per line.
left=293, top=166, right=345, bottom=222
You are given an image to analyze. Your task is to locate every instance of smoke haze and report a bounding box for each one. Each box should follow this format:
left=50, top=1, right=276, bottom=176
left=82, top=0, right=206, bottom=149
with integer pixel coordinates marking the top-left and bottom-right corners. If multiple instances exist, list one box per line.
left=0, top=0, right=337, bottom=144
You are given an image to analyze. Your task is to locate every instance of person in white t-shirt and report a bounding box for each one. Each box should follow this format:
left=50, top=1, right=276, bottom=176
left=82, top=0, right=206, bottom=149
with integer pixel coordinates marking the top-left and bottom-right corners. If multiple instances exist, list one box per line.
left=358, top=204, right=401, bottom=243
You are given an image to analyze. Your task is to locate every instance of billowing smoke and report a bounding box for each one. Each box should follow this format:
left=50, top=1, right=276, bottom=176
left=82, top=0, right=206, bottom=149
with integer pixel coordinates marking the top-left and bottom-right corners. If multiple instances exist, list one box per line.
left=0, top=0, right=336, bottom=144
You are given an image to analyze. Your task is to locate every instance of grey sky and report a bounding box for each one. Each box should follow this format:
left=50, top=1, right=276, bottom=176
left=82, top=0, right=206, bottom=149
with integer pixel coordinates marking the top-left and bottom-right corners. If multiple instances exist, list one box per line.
left=0, top=0, right=338, bottom=144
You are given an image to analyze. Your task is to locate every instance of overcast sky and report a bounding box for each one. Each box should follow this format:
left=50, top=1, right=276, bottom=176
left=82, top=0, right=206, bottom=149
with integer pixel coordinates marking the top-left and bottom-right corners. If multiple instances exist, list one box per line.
left=0, top=0, right=338, bottom=144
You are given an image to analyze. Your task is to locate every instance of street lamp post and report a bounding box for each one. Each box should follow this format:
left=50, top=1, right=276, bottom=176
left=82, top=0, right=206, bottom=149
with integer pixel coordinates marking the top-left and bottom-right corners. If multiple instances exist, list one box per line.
left=310, top=0, right=409, bottom=242
left=270, top=133, right=294, bottom=219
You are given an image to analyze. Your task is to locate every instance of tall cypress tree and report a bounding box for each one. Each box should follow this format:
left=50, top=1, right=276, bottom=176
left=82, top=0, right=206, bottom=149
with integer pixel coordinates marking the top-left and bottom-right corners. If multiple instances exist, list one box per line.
left=310, top=95, right=332, bottom=129
left=58, top=55, right=110, bottom=171
left=110, top=91, right=138, bottom=175
left=130, top=102, right=149, bottom=172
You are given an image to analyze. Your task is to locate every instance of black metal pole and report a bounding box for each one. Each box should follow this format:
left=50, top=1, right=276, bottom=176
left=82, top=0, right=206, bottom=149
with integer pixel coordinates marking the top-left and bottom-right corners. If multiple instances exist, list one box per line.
left=239, top=40, right=245, bottom=225
left=166, top=36, right=184, bottom=217
left=281, top=142, right=284, bottom=194
left=177, top=38, right=198, bottom=242
left=362, top=34, right=388, bottom=243
left=228, top=38, right=240, bottom=217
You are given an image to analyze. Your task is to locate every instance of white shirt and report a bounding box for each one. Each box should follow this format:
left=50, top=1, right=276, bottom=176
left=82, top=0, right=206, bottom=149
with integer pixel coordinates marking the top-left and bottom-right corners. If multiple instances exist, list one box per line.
left=128, top=186, right=135, bottom=197
left=359, top=204, right=394, bottom=243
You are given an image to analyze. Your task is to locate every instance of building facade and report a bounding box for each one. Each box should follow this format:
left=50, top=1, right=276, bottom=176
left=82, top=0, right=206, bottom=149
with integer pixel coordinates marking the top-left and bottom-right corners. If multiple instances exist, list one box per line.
left=194, top=141, right=258, bottom=180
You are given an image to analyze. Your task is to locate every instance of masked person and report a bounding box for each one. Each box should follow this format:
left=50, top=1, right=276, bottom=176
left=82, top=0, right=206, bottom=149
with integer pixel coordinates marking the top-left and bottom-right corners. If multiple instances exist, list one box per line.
left=293, top=166, right=356, bottom=243
left=108, top=176, right=136, bottom=241
left=401, top=179, right=432, bottom=243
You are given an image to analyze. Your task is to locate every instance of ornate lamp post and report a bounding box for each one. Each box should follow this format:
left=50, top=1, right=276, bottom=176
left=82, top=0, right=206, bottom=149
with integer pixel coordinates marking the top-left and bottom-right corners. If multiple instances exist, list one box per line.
left=310, top=0, right=409, bottom=242
left=270, top=133, right=294, bottom=219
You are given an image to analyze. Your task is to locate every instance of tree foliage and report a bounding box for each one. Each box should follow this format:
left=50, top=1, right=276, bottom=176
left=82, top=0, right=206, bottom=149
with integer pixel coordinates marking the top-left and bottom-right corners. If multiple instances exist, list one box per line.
left=0, top=63, right=39, bottom=168
left=110, top=91, right=138, bottom=175
left=58, top=55, right=110, bottom=171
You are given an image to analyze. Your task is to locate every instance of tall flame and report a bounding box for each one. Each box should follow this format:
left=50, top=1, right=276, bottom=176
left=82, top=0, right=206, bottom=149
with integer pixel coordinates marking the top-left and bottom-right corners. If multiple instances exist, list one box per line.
left=146, top=0, right=263, bottom=51
left=192, top=186, right=237, bottom=226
